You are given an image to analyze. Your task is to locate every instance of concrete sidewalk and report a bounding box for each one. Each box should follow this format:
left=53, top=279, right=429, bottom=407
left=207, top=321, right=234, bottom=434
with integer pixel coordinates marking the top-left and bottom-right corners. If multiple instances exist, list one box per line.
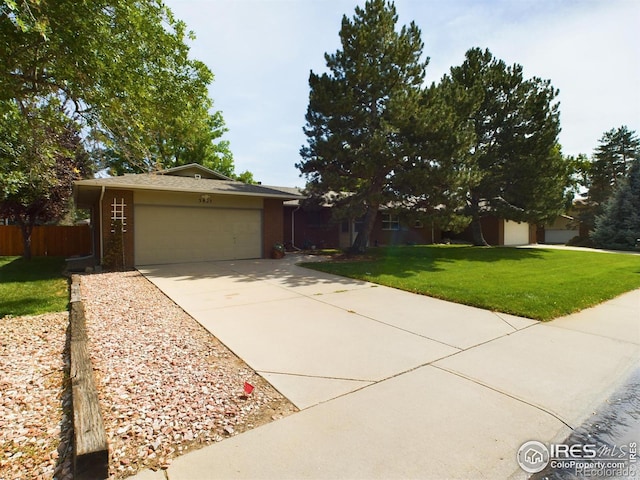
left=134, top=254, right=639, bottom=479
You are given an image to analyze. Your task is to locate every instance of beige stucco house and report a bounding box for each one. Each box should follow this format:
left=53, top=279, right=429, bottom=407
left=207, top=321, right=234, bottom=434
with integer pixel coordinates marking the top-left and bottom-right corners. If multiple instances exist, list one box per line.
left=73, top=164, right=302, bottom=267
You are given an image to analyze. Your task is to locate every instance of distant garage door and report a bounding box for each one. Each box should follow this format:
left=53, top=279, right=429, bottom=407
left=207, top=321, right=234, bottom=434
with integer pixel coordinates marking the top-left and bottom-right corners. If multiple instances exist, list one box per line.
left=503, top=220, right=530, bottom=246
left=134, top=205, right=262, bottom=265
left=545, top=229, right=577, bottom=244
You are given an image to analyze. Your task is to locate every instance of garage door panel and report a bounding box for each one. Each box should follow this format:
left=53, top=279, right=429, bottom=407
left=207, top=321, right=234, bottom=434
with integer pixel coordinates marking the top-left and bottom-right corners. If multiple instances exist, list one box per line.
left=545, top=229, right=576, bottom=244
left=135, top=206, right=262, bottom=265
left=503, top=220, right=530, bottom=246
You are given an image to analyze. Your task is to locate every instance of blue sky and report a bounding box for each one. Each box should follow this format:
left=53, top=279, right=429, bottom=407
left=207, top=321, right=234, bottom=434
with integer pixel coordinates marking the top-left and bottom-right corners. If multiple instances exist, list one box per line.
left=164, top=0, right=640, bottom=188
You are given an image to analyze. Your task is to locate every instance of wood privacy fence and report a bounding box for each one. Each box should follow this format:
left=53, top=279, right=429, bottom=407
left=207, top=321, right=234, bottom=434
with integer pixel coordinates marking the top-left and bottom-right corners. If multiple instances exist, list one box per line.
left=0, top=225, right=92, bottom=257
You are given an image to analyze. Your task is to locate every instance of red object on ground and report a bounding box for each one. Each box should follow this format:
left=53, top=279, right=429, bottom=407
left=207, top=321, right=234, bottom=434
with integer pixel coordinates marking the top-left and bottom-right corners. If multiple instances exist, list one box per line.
left=244, top=382, right=254, bottom=395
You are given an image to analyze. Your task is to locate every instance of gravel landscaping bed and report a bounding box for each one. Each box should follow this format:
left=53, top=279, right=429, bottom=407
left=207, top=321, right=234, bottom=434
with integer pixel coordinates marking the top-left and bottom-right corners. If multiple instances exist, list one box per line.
left=80, top=270, right=297, bottom=478
left=0, top=312, right=73, bottom=480
left=1, top=270, right=296, bottom=480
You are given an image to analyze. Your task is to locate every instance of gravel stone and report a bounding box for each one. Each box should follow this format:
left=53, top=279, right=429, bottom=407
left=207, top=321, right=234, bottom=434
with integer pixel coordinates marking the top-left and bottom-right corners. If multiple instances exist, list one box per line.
left=80, top=271, right=297, bottom=478
left=1, top=270, right=296, bottom=480
left=0, top=312, right=73, bottom=480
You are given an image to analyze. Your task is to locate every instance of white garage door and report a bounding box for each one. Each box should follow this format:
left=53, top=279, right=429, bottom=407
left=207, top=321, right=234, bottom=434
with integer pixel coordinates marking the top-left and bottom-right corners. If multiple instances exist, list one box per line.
left=503, top=220, right=530, bottom=246
left=134, top=205, right=262, bottom=265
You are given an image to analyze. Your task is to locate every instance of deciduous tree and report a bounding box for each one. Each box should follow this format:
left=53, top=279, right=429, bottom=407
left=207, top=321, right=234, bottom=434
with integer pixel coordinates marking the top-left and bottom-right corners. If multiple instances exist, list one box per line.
left=1, top=0, right=249, bottom=257
left=0, top=99, right=90, bottom=259
left=0, top=0, right=237, bottom=174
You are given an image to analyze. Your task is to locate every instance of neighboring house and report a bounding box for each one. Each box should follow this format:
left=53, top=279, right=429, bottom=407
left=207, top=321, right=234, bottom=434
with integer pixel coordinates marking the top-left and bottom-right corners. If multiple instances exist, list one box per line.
left=284, top=194, right=534, bottom=249
left=537, top=199, right=590, bottom=244
left=283, top=197, right=440, bottom=250
left=73, top=164, right=302, bottom=267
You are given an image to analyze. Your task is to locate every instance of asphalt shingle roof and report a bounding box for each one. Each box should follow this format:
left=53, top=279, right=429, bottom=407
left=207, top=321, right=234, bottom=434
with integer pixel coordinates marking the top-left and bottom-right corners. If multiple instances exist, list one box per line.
left=75, top=173, right=303, bottom=200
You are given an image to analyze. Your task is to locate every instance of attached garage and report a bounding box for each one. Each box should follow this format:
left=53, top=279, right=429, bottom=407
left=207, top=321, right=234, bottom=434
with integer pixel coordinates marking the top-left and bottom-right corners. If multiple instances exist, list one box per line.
left=73, top=164, right=302, bottom=269
left=134, top=206, right=262, bottom=265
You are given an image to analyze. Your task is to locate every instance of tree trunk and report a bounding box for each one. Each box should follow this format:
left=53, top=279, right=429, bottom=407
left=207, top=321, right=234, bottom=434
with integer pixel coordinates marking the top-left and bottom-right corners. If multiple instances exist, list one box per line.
left=18, top=220, right=34, bottom=260
left=470, top=216, right=489, bottom=247
left=469, top=195, right=489, bottom=247
left=350, top=205, right=378, bottom=254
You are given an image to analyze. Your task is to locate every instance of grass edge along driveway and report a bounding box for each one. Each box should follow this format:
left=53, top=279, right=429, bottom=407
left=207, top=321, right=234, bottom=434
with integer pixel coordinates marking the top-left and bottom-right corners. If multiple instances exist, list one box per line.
left=301, top=246, right=640, bottom=321
left=0, top=256, right=68, bottom=318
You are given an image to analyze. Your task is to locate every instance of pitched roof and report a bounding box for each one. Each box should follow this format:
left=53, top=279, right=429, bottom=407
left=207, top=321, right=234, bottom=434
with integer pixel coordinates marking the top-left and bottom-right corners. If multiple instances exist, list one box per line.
left=74, top=164, right=304, bottom=201
left=157, top=163, right=233, bottom=180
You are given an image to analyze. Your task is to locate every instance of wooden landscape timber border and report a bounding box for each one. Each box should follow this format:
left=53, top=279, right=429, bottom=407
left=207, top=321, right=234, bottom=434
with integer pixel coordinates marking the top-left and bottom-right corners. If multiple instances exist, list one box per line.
left=70, top=275, right=109, bottom=479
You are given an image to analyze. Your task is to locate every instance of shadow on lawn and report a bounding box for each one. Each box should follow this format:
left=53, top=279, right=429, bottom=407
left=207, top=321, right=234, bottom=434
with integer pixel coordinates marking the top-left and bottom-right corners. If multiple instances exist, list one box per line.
left=0, top=256, right=68, bottom=317
left=0, top=256, right=66, bottom=282
left=306, top=245, right=549, bottom=279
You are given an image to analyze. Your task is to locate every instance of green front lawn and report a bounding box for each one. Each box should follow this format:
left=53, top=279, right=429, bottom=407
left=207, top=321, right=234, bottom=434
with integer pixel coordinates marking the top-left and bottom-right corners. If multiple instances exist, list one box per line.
left=302, top=246, right=640, bottom=320
left=0, top=256, right=68, bottom=317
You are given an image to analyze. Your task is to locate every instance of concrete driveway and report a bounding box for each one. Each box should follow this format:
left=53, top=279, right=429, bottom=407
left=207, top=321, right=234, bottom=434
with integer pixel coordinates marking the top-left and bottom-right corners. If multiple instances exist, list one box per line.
left=138, top=253, right=639, bottom=479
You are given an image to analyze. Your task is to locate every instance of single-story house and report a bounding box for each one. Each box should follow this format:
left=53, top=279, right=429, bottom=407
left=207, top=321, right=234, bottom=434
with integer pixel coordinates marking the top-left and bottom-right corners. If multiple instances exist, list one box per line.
left=283, top=193, right=534, bottom=249
left=73, top=164, right=302, bottom=267
left=283, top=195, right=440, bottom=250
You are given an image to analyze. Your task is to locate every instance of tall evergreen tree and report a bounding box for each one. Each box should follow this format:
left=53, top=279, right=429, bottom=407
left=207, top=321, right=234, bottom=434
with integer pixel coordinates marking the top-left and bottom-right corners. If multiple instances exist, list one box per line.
left=443, top=48, right=571, bottom=245
left=591, top=158, right=640, bottom=251
left=587, top=126, right=639, bottom=210
left=298, top=0, right=429, bottom=253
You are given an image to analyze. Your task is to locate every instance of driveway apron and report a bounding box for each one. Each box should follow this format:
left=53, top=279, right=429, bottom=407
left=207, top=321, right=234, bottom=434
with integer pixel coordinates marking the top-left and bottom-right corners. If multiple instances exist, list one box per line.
left=138, top=254, right=640, bottom=479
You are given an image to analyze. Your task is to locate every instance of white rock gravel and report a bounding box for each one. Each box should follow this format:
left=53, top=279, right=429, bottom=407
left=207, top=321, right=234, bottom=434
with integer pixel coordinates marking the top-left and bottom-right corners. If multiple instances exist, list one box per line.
left=0, top=312, right=73, bottom=480
left=0, top=270, right=297, bottom=480
left=80, top=271, right=297, bottom=478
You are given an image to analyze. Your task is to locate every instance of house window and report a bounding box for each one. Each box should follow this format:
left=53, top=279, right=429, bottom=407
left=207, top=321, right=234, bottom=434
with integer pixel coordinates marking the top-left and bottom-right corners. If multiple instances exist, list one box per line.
left=414, top=220, right=424, bottom=229
left=110, top=198, right=127, bottom=233
left=382, top=214, right=400, bottom=231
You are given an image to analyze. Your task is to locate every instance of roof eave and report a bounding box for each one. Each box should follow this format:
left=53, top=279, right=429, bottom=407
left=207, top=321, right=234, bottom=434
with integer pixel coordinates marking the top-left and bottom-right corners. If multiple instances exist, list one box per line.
left=73, top=179, right=303, bottom=201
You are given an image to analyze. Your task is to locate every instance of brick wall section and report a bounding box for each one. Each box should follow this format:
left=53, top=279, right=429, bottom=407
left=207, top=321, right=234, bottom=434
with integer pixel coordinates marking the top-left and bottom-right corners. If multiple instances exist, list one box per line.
left=100, top=189, right=135, bottom=267
left=371, top=214, right=438, bottom=246
left=263, top=198, right=284, bottom=258
left=284, top=206, right=340, bottom=249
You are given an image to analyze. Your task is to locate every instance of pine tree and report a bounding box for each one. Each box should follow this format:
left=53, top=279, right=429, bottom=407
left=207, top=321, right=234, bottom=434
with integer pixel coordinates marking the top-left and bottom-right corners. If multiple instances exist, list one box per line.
left=443, top=48, right=570, bottom=246
left=298, top=0, right=429, bottom=253
left=591, top=159, right=640, bottom=251
left=585, top=126, right=640, bottom=223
